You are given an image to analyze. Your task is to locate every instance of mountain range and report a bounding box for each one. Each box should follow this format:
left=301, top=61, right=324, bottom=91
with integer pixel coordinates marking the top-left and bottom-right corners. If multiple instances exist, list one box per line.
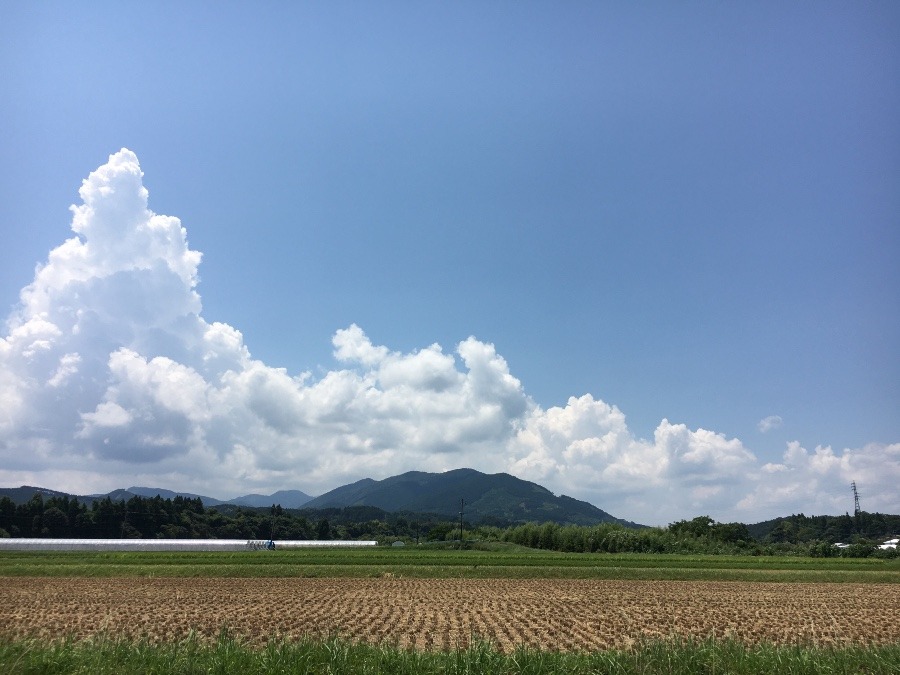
left=0, top=485, right=314, bottom=510
left=0, top=468, right=636, bottom=527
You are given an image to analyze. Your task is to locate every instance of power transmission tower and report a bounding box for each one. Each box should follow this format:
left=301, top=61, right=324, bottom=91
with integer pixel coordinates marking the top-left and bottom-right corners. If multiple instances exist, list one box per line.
left=850, top=481, right=861, bottom=517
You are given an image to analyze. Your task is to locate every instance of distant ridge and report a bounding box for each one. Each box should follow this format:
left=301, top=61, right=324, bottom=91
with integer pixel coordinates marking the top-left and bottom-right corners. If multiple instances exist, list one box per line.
left=125, top=487, right=225, bottom=506
left=0, top=485, right=73, bottom=505
left=126, top=487, right=314, bottom=509
left=227, top=490, right=313, bottom=509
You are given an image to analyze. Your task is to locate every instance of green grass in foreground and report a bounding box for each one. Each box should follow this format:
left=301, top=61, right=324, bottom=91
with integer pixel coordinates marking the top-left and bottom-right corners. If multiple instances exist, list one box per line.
left=1, top=545, right=898, bottom=583
left=1, top=633, right=898, bottom=675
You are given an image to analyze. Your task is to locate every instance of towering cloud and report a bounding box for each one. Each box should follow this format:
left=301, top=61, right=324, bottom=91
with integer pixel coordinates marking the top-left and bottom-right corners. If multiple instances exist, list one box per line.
left=1, top=150, right=897, bottom=523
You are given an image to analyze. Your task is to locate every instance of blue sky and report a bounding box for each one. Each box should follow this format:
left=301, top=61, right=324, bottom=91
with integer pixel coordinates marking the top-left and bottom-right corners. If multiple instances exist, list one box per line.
left=1, top=3, right=897, bottom=524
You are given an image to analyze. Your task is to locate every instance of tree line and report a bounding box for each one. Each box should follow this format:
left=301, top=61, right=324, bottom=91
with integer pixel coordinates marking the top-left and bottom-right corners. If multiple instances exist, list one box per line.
left=0, top=493, right=460, bottom=543
left=498, top=515, right=897, bottom=558
left=1, top=493, right=896, bottom=558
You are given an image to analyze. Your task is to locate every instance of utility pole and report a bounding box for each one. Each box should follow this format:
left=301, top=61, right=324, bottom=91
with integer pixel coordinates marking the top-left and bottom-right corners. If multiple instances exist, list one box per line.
left=851, top=481, right=861, bottom=517
left=459, top=499, right=465, bottom=549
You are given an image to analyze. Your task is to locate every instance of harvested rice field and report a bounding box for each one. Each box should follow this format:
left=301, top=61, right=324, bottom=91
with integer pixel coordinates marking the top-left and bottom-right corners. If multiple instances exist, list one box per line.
left=1, top=577, right=897, bottom=652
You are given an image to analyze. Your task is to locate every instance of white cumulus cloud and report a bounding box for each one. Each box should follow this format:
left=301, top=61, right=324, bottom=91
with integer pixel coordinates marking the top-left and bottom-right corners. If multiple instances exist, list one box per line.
left=1, top=149, right=897, bottom=524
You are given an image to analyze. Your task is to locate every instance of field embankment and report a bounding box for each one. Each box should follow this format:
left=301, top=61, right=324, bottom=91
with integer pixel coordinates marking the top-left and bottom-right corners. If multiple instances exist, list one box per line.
left=1, top=547, right=898, bottom=582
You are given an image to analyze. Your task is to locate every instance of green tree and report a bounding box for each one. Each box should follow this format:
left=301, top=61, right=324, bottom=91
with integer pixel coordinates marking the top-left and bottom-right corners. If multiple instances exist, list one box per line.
left=0, top=497, right=14, bottom=534
left=41, top=507, right=69, bottom=537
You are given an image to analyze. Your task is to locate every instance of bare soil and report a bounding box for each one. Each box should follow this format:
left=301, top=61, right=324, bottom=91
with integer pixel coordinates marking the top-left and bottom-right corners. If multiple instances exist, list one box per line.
left=1, top=577, right=896, bottom=652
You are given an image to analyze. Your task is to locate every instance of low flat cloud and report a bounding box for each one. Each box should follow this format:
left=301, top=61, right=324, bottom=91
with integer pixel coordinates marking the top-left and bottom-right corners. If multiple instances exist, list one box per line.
left=758, top=415, right=783, bottom=433
left=1, top=150, right=897, bottom=524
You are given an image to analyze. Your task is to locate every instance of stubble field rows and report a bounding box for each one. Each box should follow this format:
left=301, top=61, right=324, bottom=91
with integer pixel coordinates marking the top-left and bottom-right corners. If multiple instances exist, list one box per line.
left=1, top=577, right=897, bottom=652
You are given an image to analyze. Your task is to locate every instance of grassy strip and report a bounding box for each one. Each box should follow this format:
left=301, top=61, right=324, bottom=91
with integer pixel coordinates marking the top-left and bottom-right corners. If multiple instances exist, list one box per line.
left=1, top=633, right=898, bottom=674
left=1, top=548, right=897, bottom=583
left=6, top=564, right=900, bottom=584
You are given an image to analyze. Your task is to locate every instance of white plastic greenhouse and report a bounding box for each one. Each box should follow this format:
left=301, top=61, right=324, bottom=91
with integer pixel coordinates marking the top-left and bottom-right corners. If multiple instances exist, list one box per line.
left=0, top=538, right=378, bottom=551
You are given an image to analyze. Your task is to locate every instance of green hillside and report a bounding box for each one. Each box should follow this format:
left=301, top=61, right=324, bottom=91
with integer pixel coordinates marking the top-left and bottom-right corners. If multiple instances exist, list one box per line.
left=303, top=468, right=635, bottom=526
